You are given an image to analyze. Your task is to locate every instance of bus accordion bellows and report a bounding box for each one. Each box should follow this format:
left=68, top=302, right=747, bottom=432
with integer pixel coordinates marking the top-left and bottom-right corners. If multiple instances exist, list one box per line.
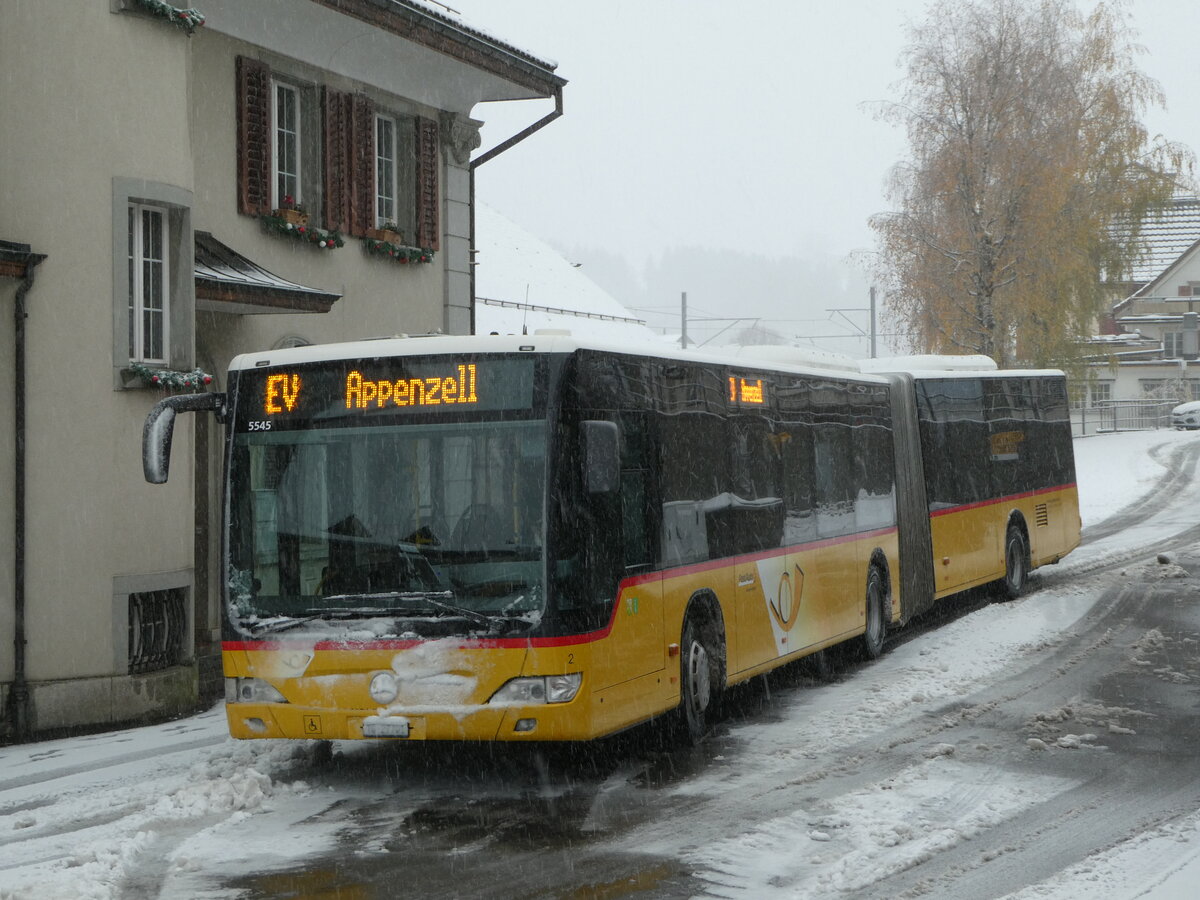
left=142, top=334, right=1080, bottom=744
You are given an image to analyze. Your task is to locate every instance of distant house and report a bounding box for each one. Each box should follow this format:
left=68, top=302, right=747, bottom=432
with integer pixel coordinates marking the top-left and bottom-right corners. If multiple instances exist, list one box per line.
left=0, top=1, right=564, bottom=740
left=1082, top=195, right=1200, bottom=406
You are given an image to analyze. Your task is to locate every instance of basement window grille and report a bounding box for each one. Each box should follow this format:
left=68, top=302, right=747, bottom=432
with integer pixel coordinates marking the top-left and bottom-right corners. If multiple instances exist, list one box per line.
left=128, top=588, right=187, bottom=674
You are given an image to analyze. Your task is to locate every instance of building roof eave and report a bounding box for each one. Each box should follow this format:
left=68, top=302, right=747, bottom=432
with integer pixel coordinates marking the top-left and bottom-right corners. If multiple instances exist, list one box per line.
left=194, top=231, right=342, bottom=314
left=310, top=0, right=566, bottom=98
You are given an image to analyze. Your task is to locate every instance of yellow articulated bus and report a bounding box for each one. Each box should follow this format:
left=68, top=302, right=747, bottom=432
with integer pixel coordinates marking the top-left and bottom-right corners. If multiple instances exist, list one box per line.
left=142, top=337, right=1079, bottom=744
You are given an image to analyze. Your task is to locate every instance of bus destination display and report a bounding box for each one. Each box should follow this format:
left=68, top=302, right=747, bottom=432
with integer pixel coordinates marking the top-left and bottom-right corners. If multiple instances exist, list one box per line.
left=728, top=375, right=767, bottom=406
left=245, top=357, right=534, bottom=428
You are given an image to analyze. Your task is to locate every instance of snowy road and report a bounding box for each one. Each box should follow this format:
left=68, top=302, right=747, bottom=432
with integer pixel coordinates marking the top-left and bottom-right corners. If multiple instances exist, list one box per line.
left=4, top=430, right=1200, bottom=899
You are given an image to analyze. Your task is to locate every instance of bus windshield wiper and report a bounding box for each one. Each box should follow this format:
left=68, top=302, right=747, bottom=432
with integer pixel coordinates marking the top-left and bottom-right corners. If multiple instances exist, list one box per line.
left=246, top=612, right=351, bottom=636
left=318, top=590, right=496, bottom=630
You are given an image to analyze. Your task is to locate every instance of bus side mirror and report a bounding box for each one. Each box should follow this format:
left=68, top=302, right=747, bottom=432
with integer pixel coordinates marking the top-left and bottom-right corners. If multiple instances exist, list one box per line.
left=581, top=420, right=619, bottom=493
left=143, top=392, right=226, bottom=484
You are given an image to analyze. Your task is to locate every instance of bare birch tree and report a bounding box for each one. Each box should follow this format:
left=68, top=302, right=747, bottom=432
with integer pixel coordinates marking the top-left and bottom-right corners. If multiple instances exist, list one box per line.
left=872, top=0, right=1191, bottom=367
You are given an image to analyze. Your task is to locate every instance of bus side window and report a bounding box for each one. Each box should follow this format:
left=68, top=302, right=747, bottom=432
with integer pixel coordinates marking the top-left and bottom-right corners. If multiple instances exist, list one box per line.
left=918, top=379, right=989, bottom=508
left=813, top=423, right=855, bottom=538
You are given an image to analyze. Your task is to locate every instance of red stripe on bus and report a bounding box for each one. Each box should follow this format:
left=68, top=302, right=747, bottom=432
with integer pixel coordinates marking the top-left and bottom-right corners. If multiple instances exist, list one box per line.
left=928, top=483, right=1076, bottom=518
left=223, top=525, right=899, bottom=653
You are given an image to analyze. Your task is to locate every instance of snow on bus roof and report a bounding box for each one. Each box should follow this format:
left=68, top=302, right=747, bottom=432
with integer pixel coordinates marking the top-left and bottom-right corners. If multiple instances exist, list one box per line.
left=859, top=354, right=998, bottom=373
left=227, top=332, right=892, bottom=383
left=861, top=354, right=1066, bottom=379
left=229, top=338, right=1064, bottom=382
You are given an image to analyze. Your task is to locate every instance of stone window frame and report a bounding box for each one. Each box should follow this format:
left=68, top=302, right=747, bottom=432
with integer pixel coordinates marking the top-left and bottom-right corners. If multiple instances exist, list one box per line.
left=112, top=569, right=194, bottom=676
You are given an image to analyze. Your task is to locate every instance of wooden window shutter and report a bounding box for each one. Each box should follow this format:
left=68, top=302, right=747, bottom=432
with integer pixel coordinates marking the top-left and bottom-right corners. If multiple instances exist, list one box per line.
left=1180, top=286, right=1193, bottom=297
left=323, top=88, right=352, bottom=231
left=236, top=56, right=272, bottom=216
left=324, top=90, right=374, bottom=236
left=415, top=116, right=440, bottom=250
left=349, top=94, right=375, bottom=237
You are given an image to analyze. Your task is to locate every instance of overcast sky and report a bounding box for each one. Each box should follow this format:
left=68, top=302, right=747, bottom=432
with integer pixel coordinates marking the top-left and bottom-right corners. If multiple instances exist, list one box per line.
left=457, top=1, right=1200, bottom=347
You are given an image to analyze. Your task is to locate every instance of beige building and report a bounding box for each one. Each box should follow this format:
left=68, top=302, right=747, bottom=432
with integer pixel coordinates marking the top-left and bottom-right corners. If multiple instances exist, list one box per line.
left=0, top=0, right=564, bottom=740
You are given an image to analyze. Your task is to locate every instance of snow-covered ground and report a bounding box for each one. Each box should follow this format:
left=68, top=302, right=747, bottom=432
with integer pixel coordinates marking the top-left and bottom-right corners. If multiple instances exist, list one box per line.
left=2, top=428, right=1199, bottom=899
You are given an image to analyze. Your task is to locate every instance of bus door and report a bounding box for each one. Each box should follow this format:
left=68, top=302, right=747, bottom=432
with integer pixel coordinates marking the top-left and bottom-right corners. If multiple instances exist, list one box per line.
left=589, top=448, right=666, bottom=735
left=592, top=416, right=664, bottom=692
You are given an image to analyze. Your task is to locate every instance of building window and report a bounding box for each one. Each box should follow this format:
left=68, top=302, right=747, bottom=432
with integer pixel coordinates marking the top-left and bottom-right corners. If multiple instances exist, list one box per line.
left=1092, top=382, right=1113, bottom=404
left=376, top=114, right=398, bottom=227
left=237, top=57, right=438, bottom=245
left=273, top=81, right=301, bottom=208
left=128, top=203, right=169, bottom=363
left=1164, top=331, right=1183, bottom=359
left=128, top=587, right=188, bottom=674
left=1139, top=379, right=1179, bottom=400
left=113, top=569, right=193, bottom=675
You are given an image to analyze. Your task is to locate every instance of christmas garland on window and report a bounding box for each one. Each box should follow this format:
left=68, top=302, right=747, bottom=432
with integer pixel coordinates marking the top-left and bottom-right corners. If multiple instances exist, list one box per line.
left=132, top=0, right=206, bottom=34
left=262, top=214, right=345, bottom=250
left=362, top=236, right=435, bottom=264
left=129, top=363, right=214, bottom=391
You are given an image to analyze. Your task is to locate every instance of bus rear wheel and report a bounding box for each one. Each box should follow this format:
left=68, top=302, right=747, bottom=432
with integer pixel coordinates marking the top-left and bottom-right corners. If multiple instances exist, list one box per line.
left=677, top=616, right=714, bottom=745
left=861, top=565, right=886, bottom=660
left=1002, top=525, right=1029, bottom=599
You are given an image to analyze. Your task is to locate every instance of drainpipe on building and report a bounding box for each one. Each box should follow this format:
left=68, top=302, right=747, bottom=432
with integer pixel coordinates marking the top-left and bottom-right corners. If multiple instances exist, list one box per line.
left=468, top=86, right=564, bottom=335
left=7, top=247, right=46, bottom=743
left=1182, top=311, right=1198, bottom=361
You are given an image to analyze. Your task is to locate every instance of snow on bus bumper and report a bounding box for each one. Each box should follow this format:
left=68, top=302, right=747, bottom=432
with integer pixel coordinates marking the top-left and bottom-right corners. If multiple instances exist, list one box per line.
left=222, top=641, right=592, bottom=740
left=225, top=699, right=588, bottom=741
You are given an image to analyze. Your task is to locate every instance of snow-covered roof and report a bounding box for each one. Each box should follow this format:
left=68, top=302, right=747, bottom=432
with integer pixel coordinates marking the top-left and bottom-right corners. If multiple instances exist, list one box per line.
left=399, top=0, right=560, bottom=72
left=1119, top=196, right=1200, bottom=285
left=472, top=203, right=663, bottom=344
left=194, top=232, right=341, bottom=314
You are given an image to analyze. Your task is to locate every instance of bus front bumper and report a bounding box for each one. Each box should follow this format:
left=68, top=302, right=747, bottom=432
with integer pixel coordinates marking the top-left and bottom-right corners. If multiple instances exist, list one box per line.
left=225, top=700, right=592, bottom=742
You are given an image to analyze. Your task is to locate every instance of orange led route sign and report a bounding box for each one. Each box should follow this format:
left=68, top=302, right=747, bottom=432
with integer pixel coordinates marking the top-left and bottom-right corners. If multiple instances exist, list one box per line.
left=263, top=364, right=480, bottom=415
left=264, top=373, right=301, bottom=414
left=728, top=375, right=766, bottom=405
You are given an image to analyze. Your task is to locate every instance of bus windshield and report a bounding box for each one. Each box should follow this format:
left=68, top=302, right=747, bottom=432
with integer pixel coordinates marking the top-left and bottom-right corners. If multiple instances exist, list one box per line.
left=228, top=418, right=547, bottom=636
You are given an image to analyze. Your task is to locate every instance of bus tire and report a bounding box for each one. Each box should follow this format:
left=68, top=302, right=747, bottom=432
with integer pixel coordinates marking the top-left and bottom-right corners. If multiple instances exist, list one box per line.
left=861, top=565, right=886, bottom=660
left=1002, top=524, right=1029, bottom=600
left=677, top=615, right=715, bottom=745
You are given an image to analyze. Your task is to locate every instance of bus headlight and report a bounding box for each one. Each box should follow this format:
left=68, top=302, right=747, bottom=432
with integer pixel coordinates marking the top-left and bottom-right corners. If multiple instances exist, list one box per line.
left=489, top=673, right=582, bottom=705
left=225, top=677, right=288, bottom=704
left=369, top=671, right=399, bottom=704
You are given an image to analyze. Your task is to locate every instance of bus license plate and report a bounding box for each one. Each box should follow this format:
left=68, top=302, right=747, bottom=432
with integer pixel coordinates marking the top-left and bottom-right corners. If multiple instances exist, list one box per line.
left=363, top=718, right=410, bottom=738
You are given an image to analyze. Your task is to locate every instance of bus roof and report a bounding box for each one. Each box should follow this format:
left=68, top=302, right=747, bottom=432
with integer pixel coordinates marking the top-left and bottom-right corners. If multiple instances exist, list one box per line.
left=227, top=332, right=894, bottom=384
left=227, top=333, right=1064, bottom=382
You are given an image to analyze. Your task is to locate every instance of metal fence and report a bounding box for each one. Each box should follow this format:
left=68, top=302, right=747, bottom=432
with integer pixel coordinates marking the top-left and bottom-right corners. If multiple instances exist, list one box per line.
left=1071, top=399, right=1176, bottom=436
left=128, top=587, right=188, bottom=674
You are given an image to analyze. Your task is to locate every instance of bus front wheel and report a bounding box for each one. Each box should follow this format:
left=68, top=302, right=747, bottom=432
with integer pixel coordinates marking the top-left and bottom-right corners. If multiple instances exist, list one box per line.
left=1002, top=526, right=1029, bottom=599
left=678, top=616, right=714, bottom=745
left=861, top=565, right=886, bottom=659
